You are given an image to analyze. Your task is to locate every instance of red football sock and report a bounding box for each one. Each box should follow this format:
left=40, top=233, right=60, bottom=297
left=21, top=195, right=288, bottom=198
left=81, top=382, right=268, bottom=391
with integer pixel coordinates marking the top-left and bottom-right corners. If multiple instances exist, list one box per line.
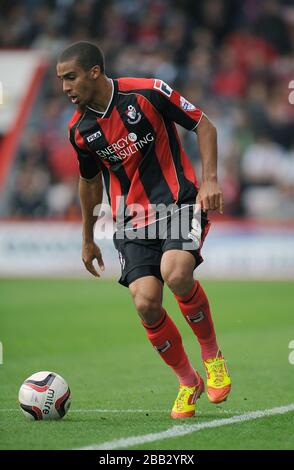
left=174, top=281, right=218, bottom=361
left=142, top=310, right=197, bottom=386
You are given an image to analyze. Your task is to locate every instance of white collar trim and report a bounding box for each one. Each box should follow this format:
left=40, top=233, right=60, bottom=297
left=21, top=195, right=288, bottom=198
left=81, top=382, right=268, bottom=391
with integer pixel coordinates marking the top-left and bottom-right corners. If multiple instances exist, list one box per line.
left=87, top=79, right=114, bottom=117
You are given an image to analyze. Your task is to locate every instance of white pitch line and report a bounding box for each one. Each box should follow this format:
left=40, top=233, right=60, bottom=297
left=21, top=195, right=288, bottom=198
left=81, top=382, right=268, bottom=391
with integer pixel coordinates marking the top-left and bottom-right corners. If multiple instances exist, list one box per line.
left=77, top=403, right=294, bottom=450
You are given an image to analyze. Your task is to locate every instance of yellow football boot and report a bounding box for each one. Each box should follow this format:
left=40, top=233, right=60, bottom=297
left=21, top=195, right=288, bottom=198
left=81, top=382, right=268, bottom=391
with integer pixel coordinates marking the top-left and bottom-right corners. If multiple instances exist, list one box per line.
left=171, top=372, right=204, bottom=419
left=203, top=351, right=231, bottom=403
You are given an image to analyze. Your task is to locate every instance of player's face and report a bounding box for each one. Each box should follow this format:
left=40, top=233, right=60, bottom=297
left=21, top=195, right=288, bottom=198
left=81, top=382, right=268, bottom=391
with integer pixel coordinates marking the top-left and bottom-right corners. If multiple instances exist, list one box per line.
left=56, top=59, right=97, bottom=107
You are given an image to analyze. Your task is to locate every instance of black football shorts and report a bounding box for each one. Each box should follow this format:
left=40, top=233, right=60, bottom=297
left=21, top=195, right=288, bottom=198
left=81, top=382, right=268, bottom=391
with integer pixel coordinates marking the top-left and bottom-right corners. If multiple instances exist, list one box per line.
left=113, top=204, right=210, bottom=288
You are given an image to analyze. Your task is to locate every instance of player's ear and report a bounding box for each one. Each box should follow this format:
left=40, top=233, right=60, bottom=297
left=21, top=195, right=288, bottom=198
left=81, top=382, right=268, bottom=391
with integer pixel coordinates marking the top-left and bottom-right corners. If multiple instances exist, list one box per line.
left=90, top=65, right=101, bottom=80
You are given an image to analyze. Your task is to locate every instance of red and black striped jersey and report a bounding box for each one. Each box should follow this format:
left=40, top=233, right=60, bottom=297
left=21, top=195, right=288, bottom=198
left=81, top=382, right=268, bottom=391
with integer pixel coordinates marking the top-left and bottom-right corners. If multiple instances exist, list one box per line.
left=68, top=77, right=203, bottom=228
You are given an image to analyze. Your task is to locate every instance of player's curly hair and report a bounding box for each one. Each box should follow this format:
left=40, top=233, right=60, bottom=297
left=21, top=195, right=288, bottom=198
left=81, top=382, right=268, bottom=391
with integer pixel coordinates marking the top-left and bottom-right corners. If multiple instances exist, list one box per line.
left=58, top=41, right=105, bottom=73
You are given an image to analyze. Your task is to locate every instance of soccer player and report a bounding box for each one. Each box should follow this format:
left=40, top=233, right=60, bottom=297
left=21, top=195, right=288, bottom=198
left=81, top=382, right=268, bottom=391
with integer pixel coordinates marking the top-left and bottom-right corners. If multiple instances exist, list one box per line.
left=57, top=41, right=231, bottom=419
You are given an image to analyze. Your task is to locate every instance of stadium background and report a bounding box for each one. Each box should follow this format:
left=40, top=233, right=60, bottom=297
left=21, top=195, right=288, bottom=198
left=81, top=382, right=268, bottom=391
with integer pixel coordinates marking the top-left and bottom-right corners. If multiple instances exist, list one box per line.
left=0, top=0, right=294, bottom=451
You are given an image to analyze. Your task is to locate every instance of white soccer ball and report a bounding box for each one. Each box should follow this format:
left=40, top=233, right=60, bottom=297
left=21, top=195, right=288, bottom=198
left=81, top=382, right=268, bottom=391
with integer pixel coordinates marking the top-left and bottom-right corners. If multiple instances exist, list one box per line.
left=18, top=371, right=71, bottom=421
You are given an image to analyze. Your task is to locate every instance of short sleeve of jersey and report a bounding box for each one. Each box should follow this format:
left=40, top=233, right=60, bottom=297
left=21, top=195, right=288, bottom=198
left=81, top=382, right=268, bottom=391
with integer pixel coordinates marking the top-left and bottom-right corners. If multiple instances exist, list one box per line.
left=147, top=79, right=203, bottom=130
left=69, top=126, right=101, bottom=180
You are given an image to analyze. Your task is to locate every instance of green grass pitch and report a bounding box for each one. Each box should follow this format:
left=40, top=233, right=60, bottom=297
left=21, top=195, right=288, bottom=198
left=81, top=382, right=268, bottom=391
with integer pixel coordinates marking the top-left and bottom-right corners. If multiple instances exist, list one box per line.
left=0, top=278, right=293, bottom=450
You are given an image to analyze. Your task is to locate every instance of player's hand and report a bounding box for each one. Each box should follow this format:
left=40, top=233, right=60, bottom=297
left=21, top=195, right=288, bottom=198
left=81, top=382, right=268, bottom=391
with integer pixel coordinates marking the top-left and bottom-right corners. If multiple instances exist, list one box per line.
left=196, top=180, right=224, bottom=214
left=82, top=241, right=105, bottom=277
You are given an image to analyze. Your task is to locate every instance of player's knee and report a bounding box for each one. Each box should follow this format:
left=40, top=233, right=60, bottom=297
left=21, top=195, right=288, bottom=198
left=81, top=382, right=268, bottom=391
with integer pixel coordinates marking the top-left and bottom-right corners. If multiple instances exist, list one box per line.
left=163, top=269, right=191, bottom=296
left=133, top=293, right=162, bottom=325
left=134, top=295, right=161, bottom=316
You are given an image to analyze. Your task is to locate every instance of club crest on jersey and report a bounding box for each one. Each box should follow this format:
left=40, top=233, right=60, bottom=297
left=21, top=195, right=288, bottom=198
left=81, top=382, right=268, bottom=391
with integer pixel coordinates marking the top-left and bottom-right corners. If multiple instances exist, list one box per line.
left=153, top=79, right=173, bottom=97
left=126, top=105, right=142, bottom=124
left=180, top=96, right=196, bottom=111
left=87, top=131, right=102, bottom=142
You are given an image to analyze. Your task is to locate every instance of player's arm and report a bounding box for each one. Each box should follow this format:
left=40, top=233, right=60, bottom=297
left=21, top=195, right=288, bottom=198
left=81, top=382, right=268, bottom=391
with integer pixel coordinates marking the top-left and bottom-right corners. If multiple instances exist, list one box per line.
left=147, top=79, right=223, bottom=213
left=79, top=173, right=105, bottom=277
left=194, top=115, right=223, bottom=214
left=69, top=121, right=105, bottom=277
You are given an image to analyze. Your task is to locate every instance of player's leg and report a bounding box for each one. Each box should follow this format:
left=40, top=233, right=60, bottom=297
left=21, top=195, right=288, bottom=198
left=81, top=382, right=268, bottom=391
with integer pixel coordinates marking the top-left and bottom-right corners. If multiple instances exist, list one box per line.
left=113, top=231, right=203, bottom=418
left=161, top=250, right=219, bottom=361
left=129, top=275, right=204, bottom=419
left=160, top=205, right=231, bottom=403
left=129, top=276, right=197, bottom=385
left=161, top=250, right=231, bottom=403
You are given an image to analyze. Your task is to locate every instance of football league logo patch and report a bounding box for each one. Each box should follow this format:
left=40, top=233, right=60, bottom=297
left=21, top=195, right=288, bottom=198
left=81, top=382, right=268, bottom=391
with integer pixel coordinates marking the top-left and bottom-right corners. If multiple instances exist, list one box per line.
left=180, top=96, right=196, bottom=111
left=153, top=79, right=173, bottom=97
left=126, top=105, right=142, bottom=124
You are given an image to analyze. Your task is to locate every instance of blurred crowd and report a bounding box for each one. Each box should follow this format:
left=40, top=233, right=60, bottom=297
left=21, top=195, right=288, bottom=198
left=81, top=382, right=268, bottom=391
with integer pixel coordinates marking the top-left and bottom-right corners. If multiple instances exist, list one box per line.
left=1, top=0, right=294, bottom=219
